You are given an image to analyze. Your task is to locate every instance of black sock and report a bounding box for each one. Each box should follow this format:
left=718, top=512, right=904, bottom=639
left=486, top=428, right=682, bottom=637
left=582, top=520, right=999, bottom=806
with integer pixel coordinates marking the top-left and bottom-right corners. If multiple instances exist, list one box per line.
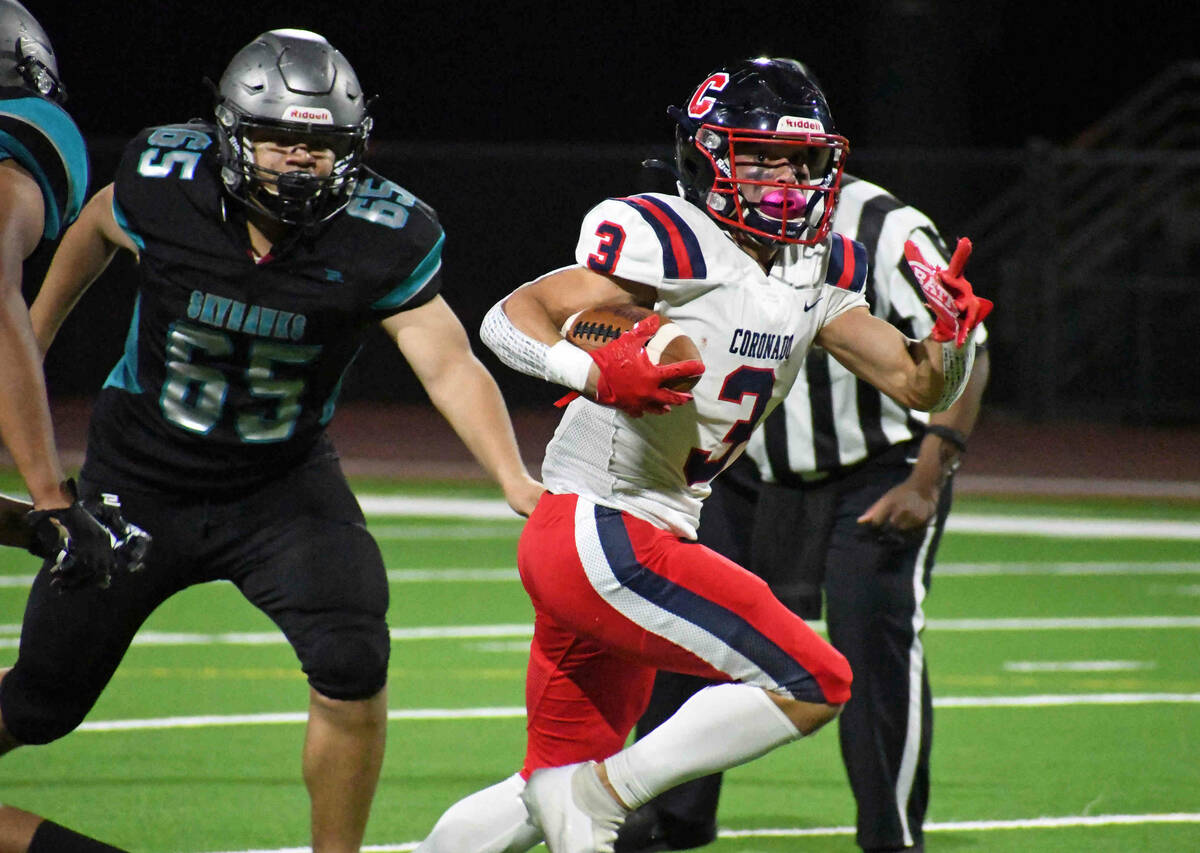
left=28, top=820, right=130, bottom=853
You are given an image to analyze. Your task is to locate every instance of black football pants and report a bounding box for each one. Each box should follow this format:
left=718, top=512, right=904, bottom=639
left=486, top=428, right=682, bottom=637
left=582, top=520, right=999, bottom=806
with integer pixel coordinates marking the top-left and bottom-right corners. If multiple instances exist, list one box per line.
left=0, top=454, right=390, bottom=745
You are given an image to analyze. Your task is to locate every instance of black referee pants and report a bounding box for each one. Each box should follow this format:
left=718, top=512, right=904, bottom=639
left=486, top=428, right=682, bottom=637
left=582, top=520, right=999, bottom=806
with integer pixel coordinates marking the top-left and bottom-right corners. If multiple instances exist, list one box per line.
left=633, top=447, right=952, bottom=851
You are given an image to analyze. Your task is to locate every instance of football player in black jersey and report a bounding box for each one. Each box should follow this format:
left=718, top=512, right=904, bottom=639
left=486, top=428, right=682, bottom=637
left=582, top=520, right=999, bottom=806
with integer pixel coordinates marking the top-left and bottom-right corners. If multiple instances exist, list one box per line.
left=0, top=0, right=80, bottom=524
left=0, top=4, right=144, bottom=852
left=2, top=28, right=543, bottom=852
left=0, top=0, right=138, bottom=581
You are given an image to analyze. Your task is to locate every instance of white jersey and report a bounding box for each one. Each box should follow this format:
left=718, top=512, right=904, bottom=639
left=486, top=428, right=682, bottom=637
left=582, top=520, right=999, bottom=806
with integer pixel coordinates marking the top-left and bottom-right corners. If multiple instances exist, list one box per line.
left=541, top=192, right=869, bottom=538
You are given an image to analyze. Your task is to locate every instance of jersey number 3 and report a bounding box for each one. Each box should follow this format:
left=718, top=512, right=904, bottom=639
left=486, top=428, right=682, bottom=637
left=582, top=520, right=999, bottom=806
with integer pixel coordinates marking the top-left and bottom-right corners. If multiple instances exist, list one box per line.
left=586, top=222, right=626, bottom=274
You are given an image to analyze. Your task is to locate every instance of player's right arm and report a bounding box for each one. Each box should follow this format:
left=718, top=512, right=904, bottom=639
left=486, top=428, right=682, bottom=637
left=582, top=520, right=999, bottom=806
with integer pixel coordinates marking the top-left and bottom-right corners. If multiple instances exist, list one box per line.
left=493, top=265, right=655, bottom=397
left=30, top=183, right=138, bottom=355
left=482, top=193, right=705, bottom=414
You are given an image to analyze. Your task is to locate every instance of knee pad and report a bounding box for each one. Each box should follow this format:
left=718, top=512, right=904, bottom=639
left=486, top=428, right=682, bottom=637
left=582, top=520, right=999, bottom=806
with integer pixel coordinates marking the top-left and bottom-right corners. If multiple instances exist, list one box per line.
left=0, top=669, right=94, bottom=745
left=301, top=619, right=389, bottom=701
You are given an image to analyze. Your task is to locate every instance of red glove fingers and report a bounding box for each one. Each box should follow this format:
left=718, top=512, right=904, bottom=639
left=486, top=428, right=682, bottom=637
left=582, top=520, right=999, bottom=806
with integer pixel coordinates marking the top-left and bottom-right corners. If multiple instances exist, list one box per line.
left=945, top=237, right=972, bottom=279
left=938, top=238, right=993, bottom=346
left=904, top=240, right=959, bottom=343
left=904, top=237, right=993, bottom=347
left=590, top=316, right=704, bottom=417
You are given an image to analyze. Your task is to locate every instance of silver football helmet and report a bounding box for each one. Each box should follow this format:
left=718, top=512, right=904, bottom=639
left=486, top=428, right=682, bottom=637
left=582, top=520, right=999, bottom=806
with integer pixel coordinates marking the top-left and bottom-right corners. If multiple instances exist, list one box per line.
left=0, top=0, right=65, bottom=102
left=214, top=29, right=372, bottom=226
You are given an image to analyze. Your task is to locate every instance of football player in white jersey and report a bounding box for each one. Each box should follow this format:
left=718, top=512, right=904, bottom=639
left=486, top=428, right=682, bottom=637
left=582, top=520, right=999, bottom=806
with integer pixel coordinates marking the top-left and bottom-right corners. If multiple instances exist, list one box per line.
left=414, top=57, right=992, bottom=853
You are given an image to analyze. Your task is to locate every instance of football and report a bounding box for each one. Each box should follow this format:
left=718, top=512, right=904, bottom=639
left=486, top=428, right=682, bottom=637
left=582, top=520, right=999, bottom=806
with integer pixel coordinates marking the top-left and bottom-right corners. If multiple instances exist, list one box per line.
left=561, top=303, right=703, bottom=391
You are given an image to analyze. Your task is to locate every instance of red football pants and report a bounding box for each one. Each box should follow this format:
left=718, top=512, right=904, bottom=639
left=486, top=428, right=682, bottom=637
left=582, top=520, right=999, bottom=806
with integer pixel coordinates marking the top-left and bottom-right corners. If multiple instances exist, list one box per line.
left=517, top=492, right=850, bottom=776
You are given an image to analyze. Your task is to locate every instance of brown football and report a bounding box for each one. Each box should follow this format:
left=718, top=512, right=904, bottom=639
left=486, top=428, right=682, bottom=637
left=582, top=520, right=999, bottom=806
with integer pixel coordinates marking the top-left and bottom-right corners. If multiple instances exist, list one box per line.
left=561, top=303, right=703, bottom=391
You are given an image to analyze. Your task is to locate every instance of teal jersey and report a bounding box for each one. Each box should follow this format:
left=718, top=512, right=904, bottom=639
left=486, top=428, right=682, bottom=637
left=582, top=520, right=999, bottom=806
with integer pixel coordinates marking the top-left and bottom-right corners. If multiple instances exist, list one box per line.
left=0, top=87, right=88, bottom=240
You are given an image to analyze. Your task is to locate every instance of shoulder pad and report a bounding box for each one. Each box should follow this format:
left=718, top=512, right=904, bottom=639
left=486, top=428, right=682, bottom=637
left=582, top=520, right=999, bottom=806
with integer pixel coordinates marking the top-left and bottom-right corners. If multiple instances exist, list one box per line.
left=122, top=124, right=218, bottom=183
left=346, top=173, right=440, bottom=233
left=0, top=94, right=88, bottom=239
left=576, top=193, right=709, bottom=283
left=825, top=232, right=869, bottom=293
left=114, top=123, right=221, bottom=244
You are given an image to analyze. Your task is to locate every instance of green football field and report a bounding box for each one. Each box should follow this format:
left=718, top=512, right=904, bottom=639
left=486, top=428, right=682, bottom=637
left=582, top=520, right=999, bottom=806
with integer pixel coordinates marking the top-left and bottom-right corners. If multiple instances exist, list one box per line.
left=1, top=478, right=1198, bottom=852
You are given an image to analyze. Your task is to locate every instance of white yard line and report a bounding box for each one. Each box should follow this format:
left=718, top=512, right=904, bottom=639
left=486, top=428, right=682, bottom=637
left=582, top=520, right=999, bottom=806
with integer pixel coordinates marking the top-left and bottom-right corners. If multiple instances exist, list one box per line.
left=719, top=811, right=1200, bottom=838
left=74, top=692, right=1200, bottom=734
left=204, top=811, right=1200, bottom=852
left=935, top=561, right=1200, bottom=576
left=354, top=495, right=1200, bottom=540
left=3, top=614, right=1200, bottom=648
left=3, top=561, right=1200, bottom=590
left=1003, top=660, right=1156, bottom=672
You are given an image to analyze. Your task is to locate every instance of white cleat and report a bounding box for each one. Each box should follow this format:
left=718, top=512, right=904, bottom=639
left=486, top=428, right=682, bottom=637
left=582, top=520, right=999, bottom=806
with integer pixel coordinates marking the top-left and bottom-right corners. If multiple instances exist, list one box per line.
left=521, top=761, right=626, bottom=853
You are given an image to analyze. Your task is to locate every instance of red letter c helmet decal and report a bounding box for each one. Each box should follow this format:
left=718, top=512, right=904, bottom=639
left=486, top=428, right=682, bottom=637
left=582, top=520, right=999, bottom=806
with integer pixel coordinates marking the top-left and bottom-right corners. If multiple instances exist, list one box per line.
left=687, top=72, right=730, bottom=119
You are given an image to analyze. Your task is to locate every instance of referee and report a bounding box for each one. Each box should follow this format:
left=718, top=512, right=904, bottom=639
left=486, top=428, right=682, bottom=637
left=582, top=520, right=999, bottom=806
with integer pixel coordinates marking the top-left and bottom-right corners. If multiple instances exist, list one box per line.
left=615, top=175, right=991, bottom=853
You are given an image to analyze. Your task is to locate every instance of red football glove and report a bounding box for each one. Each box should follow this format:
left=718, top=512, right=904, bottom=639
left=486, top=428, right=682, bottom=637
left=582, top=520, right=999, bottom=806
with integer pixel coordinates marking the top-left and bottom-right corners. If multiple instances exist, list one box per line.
left=904, top=237, right=994, bottom=347
left=589, top=314, right=704, bottom=417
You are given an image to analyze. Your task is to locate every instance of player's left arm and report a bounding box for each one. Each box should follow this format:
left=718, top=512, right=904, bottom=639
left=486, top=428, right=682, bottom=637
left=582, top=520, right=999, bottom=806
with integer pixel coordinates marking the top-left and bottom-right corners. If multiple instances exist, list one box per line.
left=816, top=306, right=947, bottom=410
left=818, top=238, right=990, bottom=412
left=381, top=296, right=544, bottom=517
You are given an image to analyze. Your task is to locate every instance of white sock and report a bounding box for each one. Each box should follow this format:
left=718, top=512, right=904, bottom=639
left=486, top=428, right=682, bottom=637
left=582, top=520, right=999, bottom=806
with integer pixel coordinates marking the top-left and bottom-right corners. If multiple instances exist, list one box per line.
left=414, top=772, right=543, bottom=853
left=574, top=761, right=629, bottom=820
left=603, top=683, right=800, bottom=809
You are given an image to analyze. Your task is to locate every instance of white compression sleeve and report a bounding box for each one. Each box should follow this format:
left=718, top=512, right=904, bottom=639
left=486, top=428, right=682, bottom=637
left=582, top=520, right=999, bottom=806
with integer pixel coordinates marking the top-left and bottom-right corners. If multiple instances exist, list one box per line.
left=603, top=683, right=801, bottom=810
left=930, top=327, right=978, bottom=412
left=480, top=300, right=593, bottom=391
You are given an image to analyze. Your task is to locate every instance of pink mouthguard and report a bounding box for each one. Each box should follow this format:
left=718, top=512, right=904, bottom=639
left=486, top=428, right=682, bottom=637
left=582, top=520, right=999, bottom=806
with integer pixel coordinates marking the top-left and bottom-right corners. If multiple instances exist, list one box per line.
left=757, top=188, right=805, bottom=221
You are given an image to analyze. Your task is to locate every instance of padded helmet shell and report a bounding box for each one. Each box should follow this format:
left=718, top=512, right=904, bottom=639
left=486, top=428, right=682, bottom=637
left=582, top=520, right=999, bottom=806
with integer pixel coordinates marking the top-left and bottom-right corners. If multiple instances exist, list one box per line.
left=0, top=0, right=65, bottom=101
left=671, top=57, right=848, bottom=245
left=214, top=29, right=371, bottom=226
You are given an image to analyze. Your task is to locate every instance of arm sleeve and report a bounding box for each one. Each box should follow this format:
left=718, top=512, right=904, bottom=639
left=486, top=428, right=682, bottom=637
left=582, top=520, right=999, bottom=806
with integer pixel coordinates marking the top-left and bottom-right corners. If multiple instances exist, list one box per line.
left=480, top=296, right=552, bottom=379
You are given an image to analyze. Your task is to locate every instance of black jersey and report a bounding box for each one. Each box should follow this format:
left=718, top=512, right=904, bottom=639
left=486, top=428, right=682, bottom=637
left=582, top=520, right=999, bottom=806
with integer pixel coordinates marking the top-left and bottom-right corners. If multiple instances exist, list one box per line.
left=82, top=122, right=443, bottom=494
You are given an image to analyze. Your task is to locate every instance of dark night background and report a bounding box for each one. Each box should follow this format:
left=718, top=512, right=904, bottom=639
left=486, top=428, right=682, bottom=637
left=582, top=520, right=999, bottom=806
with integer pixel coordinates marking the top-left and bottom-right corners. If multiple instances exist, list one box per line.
left=29, top=0, right=1200, bottom=423
left=37, top=1, right=1191, bottom=149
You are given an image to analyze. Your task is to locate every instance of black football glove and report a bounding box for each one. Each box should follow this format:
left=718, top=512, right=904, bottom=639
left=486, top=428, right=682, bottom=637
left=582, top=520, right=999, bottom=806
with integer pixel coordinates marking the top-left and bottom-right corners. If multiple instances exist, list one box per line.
left=25, top=481, right=150, bottom=591
left=84, top=492, right=151, bottom=574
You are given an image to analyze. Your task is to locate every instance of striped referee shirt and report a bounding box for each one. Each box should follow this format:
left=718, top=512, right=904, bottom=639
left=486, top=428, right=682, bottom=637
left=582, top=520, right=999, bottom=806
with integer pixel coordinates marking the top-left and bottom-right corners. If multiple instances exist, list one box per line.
left=745, top=175, right=989, bottom=485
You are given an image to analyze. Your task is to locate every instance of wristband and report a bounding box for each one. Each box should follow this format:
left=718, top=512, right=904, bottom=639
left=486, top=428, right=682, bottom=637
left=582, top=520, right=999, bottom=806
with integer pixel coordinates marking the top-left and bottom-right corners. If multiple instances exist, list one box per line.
left=544, top=339, right=594, bottom=391
left=925, top=424, right=968, bottom=453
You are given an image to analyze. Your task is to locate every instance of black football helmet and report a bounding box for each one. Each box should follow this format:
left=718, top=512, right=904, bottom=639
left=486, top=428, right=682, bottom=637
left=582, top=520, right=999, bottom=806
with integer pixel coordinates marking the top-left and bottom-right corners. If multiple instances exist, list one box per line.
left=214, top=29, right=372, bottom=226
left=0, top=0, right=65, bottom=102
left=670, top=57, right=847, bottom=246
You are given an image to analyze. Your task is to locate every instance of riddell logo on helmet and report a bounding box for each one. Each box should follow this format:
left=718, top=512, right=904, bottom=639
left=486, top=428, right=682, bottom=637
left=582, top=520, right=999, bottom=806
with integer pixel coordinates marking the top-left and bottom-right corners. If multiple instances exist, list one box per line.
left=282, top=106, right=334, bottom=124
left=777, top=116, right=824, bottom=133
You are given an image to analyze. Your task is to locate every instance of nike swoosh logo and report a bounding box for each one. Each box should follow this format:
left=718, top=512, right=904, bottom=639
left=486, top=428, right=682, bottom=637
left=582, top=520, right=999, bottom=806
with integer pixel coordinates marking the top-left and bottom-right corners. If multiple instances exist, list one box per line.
left=804, top=297, right=823, bottom=311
